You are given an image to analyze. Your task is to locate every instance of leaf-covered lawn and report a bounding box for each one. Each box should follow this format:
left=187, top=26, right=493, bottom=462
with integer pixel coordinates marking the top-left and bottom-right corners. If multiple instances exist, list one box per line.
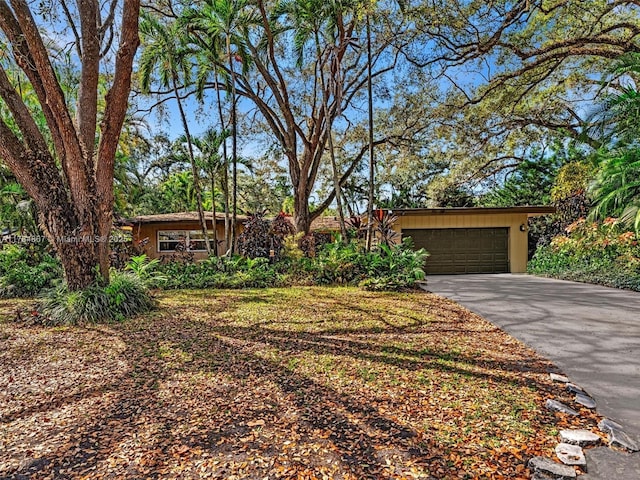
left=0, top=287, right=599, bottom=479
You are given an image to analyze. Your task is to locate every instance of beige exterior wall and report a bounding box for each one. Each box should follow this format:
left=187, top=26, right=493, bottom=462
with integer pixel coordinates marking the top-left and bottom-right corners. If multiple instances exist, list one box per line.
left=133, top=220, right=236, bottom=260
left=394, top=213, right=530, bottom=273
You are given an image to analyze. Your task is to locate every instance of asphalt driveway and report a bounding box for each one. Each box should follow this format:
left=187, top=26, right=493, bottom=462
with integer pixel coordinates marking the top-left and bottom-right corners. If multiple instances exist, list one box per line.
left=426, top=274, right=640, bottom=477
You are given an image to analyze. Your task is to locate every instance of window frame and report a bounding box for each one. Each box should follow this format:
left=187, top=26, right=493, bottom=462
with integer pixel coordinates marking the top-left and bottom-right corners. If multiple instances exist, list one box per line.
left=157, top=229, right=214, bottom=253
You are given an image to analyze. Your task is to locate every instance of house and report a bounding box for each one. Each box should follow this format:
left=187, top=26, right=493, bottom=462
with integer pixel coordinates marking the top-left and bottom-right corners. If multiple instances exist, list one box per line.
left=128, top=211, right=344, bottom=260
left=129, top=212, right=246, bottom=260
left=306, top=207, right=555, bottom=274
left=129, top=206, right=555, bottom=273
left=390, top=206, right=555, bottom=274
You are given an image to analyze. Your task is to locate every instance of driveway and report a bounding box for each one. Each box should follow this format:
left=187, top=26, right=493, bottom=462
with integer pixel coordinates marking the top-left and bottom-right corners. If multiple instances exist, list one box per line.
left=426, top=274, right=640, bottom=477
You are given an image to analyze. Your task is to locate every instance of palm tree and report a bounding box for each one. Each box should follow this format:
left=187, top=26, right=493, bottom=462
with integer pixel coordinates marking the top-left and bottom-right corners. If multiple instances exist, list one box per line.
left=139, top=12, right=212, bottom=254
left=587, top=53, right=640, bottom=231
left=587, top=53, right=640, bottom=146
left=191, top=44, right=233, bottom=250
left=183, top=0, right=254, bottom=254
left=590, top=149, right=640, bottom=231
left=192, top=129, right=231, bottom=256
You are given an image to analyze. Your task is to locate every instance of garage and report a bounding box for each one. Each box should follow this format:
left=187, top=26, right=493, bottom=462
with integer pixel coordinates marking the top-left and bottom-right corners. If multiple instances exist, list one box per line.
left=390, top=207, right=555, bottom=275
left=403, top=227, right=509, bottom=274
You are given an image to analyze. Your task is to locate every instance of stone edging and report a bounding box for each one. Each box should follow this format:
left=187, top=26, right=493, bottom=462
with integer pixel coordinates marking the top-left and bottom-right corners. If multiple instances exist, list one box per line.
left=528, top=373, right=639, bottom=478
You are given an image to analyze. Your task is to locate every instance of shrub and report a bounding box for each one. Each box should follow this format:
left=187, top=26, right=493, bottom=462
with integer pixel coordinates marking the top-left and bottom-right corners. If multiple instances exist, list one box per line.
left=151, top=254, right=284, bottom=289
left=125, top=254, right=167, bottom=287
left=237, top=211, right=296, bottom=261
left=270, top=212, right=296, bottom=260
left=288, top=238, right=428, bottom=291
left=237, top=211, right=271, bottom=259
left=38, top=271, right=155, bottom=325
left=311, top=240, right=368, bottom=284
left=361, top=238, right=429, bottom=291
left=528, top=218, right=640, bottom=290
left=0, top=244, right=62, bottom=297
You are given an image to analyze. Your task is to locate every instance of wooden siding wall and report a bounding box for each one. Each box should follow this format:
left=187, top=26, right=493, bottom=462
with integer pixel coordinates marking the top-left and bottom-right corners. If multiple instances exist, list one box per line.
left=133, top=221, right=232, bottom=260
left=394, top=213, right=530, bottom=273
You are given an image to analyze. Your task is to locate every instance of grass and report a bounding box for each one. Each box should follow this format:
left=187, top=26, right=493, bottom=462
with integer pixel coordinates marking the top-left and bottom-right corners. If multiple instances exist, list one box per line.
left=0, top=287, right=601, bottom=479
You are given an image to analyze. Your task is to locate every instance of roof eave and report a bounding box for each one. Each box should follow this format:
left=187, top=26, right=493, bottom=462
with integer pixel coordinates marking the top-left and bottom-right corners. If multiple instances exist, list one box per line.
left=390, top=206, right=556, bottom=217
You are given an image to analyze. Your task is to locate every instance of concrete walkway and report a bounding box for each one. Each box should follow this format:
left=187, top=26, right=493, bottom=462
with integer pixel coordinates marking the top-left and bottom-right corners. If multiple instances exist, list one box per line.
left=425, top=274, right=640, bottom=478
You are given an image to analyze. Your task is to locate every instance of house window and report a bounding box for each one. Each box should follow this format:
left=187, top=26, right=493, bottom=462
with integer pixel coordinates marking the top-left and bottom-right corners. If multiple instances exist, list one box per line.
left=157, top=230, right=214, bottom=252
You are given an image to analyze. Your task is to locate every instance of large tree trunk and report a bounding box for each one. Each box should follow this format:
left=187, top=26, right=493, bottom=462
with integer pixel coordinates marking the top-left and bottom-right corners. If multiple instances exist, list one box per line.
left=57, top=239, right=102, bottom=290
left=293, top=180, right=312, bottom=234
left=0, top=0, right=140, bottom=291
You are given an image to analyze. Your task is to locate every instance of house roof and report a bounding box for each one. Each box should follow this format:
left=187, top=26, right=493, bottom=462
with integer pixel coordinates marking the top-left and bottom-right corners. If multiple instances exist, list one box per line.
left=310, top=216, right=343, bottom=231
left=128, top=211, right=348, bottom=231
left=128, top=212, right=248, bottom=224
left=127, top=206, right=553, bottom=228
left=389, top=206, right=556, bottom=217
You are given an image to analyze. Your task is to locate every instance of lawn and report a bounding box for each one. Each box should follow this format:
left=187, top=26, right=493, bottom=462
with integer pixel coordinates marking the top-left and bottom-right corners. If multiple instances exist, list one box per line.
left=0, top=287, right=596, bottom=479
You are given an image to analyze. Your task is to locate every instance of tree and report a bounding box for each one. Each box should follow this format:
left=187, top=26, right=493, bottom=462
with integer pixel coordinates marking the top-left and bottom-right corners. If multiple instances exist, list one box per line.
left=590, top=148, right=640, bottom=230
left=183, top=0, right=255, bottom=252
left=191, top=128, right=230, bottom=256
left=250, top=0, right=400, bottom=232
left=0, top=0, right=140, bottom=289
left=392, top=0, right=640, bottom=194
left=189, top=36, right=233, bottom=250
left=587, top=53, right=640, bottom=231
left=139, top=12, right=212, bottom=254
left=274, top=0, right=353, bottom=240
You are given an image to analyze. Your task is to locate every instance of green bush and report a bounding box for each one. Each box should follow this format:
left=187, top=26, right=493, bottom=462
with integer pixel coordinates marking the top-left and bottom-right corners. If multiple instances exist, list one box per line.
left=286, top=238, right=429, bottom=291
left=38, top=270, right=155, bottom=325
left=125, top=254, right=167, bottom=287
left=528, top=218, right=640, bottom=291
left=361, top=239, right=429, bottom=291
left=310, top=240, right=369, bottom=285
left=0, top=245, right=62, bottom=297
left=147, top=237, right=428, bottom=291
left=151, top=255, right=285, bottom=289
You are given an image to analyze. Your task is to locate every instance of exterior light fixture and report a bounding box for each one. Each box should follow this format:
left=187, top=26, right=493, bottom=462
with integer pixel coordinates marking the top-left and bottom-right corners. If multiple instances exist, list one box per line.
left=519, top=224, right=527, bottom=232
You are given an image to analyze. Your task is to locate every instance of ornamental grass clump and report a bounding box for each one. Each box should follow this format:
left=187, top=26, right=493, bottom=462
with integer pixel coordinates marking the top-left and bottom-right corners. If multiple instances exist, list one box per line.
left=38, top=271, right=155, bottom=325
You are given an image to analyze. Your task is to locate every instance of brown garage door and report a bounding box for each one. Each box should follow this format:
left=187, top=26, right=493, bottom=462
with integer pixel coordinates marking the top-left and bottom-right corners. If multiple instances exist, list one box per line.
left=403, top=228, right=509, bottom=274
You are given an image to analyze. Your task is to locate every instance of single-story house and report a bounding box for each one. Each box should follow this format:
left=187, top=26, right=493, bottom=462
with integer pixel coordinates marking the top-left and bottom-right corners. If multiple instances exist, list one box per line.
left=129, top=212, right=247, bottom=260
left=391, top=206, right=555, bottom=274
left=129, top=206, right=555, bottom=273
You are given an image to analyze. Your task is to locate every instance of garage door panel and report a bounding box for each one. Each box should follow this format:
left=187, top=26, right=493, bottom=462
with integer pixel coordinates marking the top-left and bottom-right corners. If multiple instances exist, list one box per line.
left=403, top=228, right=509, bottom=274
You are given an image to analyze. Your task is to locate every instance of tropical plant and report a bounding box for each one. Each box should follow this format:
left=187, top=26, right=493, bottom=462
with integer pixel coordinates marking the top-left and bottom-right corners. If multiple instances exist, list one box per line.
left=586, top=53, right=640, bottom=146
left=589, top=148, right=640, bottom=232
left=529, top=218, right=640, bottom=291
left=237, top=211, right=272, bottom=259
left=183, top=0, right=256, bottom=253
left=125, top=254, right=167, bottom=287
left=361, top=238, right=428, bottom=291
left=39, top=271, right=155, bottom=325
left=0, top=245, right=62, bottom=298
left=192, top=129, right=231, bottom=256
left=0, top=180, right=37, bottom=235
left=139, top=12, right=212, bottom=254
left=374, top=210, right=399, bottom=246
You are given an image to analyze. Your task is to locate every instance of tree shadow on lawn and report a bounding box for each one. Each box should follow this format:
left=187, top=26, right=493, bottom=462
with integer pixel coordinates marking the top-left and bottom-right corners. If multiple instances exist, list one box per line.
left=2, top=291, right=571, bottom=479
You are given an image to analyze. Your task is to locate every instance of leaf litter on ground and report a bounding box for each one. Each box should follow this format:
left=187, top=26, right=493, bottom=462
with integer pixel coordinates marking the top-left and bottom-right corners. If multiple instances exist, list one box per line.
left=0, top=287, right=602, bottom=479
